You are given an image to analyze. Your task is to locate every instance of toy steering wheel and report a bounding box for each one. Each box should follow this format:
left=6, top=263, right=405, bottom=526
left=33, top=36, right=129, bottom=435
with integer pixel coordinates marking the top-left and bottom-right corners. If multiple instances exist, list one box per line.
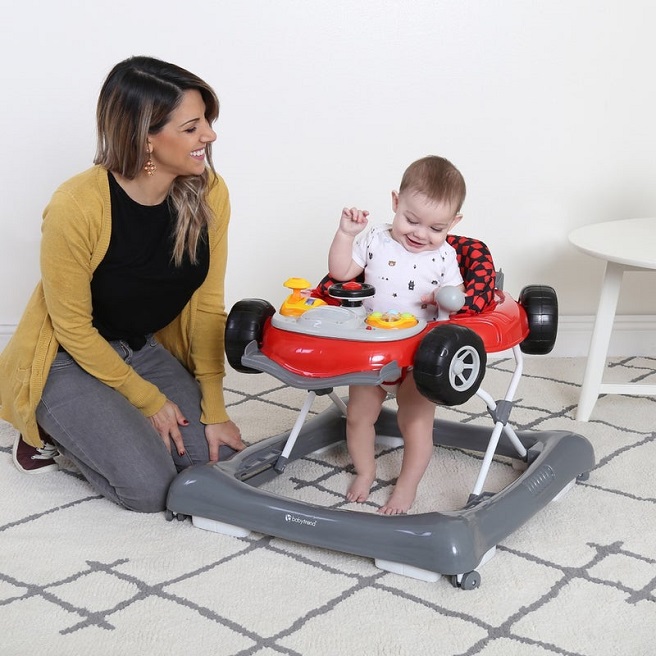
left=328, top=281, right=375, bottom=302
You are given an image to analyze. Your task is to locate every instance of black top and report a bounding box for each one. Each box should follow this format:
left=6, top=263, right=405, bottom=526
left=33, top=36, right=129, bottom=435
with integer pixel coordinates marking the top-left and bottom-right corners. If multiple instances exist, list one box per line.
left=90, top=172, right=210, bottom=345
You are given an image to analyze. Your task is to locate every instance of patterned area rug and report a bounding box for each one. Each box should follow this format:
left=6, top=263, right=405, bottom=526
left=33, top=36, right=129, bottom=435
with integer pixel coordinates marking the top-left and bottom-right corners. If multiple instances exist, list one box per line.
left=1, top=356, right=655, bottom=656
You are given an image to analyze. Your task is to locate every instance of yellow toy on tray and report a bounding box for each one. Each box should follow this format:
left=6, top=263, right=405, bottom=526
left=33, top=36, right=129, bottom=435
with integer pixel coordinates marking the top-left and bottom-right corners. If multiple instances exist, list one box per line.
left=279, top=278, right=327, bottom=317
left=366, top=310, right=419, bottom=330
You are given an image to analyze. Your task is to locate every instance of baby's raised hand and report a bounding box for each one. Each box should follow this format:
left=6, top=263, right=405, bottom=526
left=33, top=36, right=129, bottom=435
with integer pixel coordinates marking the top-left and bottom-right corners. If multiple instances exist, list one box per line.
left=339, top=207, right=369, bottom=236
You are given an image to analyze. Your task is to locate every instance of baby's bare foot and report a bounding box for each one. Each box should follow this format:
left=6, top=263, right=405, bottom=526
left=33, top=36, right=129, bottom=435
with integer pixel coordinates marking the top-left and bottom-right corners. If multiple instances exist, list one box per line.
left=378, top=485, right=416, bottom=515
left=346, top=473, right=375, bottom=503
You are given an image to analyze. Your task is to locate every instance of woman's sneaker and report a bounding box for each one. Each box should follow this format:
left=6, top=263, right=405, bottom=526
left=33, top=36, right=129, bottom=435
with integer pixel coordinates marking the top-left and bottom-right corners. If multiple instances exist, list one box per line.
left=12, top=429, right=59, bottom=474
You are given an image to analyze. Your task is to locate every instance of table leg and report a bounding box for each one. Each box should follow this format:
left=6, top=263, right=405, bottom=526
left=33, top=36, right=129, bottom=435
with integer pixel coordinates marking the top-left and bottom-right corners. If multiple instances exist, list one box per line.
left=575, top=262, right=625, bottom=421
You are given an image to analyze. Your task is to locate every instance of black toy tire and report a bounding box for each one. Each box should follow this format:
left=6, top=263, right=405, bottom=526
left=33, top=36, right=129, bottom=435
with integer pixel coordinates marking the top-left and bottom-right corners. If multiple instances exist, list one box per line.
left=413, top=324, right=486, bottom=406
left=225, top=298, right=276, bottom=373
left=519, top=285, right=558, bottom=355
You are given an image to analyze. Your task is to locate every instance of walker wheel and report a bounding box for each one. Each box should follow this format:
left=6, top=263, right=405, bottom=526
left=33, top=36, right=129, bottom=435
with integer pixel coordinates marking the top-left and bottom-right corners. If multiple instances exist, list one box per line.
left=225, top=299, right=276, bottom=373
left=460, top=571, right=481, bottom=590
left=413, top=324, right=486, bottom=406
left=519, top=285, right=558, bottom=355
left=164, top=509, right=174, bottom=522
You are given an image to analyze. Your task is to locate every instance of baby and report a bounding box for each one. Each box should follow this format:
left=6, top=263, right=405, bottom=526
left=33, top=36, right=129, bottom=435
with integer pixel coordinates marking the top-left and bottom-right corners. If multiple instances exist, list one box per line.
left=328, top=155, right=466, bottom=513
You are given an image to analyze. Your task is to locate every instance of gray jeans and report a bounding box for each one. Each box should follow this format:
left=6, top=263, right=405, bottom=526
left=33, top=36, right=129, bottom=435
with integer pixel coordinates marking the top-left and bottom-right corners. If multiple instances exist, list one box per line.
left=36, top=336, right=231, bottom=513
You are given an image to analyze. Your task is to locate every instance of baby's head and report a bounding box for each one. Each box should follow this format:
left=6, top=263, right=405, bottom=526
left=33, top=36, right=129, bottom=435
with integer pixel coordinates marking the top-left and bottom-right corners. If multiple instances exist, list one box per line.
left=399, top=156, right=466, bottom=214
left=391, top=156, right=465, bottom=253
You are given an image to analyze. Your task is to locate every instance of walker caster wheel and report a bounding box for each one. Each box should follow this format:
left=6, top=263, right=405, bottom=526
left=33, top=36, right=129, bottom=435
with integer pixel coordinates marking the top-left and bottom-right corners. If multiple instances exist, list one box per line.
left=176, top=513, right=187, bottom=522
left=460, top=570, right=481, bottom=590
left=450, top=570, right=481, bottom=590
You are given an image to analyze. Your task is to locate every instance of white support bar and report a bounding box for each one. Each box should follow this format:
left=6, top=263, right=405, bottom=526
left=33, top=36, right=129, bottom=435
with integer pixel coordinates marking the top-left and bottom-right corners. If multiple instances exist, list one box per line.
left=278, top=391, right=317, bottom=461
left=329, top=391, right=348, bottom=415
left=471, top=422, right=505, bottom=497
left=471, top=345, right=527, bottom=496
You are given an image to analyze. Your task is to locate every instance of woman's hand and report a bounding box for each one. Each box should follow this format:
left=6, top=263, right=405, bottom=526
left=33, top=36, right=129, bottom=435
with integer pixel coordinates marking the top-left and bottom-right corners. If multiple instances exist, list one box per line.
left=205, top=421, right=246, bottom=462
left=148, top=400, right=188, bottom=456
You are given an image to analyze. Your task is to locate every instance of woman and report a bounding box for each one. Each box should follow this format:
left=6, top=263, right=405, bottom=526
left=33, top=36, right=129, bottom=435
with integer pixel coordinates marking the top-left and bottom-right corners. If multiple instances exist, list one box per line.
left=0, top=56, right=245, bottom=512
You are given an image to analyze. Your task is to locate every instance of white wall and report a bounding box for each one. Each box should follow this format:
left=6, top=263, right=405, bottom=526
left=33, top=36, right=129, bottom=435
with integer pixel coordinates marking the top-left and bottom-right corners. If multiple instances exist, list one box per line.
left=2, top=0, right=656, bottom=354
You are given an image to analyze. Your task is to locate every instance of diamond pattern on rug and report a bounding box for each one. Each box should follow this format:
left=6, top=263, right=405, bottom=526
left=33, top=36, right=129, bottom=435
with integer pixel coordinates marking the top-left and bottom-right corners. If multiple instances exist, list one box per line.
left=1, top=357, right=655, bottom=656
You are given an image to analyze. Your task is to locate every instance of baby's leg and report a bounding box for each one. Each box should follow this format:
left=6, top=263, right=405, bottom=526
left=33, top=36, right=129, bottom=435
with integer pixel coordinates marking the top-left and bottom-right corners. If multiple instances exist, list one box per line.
left=380, top=376, right=436, bottom=515
left=345, top=384, right=387, bottom=503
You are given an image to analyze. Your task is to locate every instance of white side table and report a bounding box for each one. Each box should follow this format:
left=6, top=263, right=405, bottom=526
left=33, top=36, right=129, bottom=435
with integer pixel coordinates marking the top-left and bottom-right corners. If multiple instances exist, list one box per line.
left=568, top=217, right=656, bottom=421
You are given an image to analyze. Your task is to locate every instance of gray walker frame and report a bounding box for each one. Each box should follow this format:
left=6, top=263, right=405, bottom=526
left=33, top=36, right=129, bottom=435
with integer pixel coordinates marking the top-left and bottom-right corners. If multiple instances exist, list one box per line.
left=167, top=343, right=594, bottom=589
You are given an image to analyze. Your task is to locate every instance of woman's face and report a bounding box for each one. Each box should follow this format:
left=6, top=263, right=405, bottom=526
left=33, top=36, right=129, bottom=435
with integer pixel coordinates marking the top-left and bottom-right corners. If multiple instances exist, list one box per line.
left=147, top=89, right=216, bottom=179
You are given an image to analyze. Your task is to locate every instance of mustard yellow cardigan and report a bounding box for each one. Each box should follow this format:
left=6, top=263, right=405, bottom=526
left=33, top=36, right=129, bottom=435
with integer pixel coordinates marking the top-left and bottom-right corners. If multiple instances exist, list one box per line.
left=0, top=166, right=231, bottom=447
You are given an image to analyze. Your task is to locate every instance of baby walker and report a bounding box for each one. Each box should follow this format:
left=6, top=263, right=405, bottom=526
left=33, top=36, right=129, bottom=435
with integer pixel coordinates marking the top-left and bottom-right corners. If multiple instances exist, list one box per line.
left=166, top=236, right=594, bottom=590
